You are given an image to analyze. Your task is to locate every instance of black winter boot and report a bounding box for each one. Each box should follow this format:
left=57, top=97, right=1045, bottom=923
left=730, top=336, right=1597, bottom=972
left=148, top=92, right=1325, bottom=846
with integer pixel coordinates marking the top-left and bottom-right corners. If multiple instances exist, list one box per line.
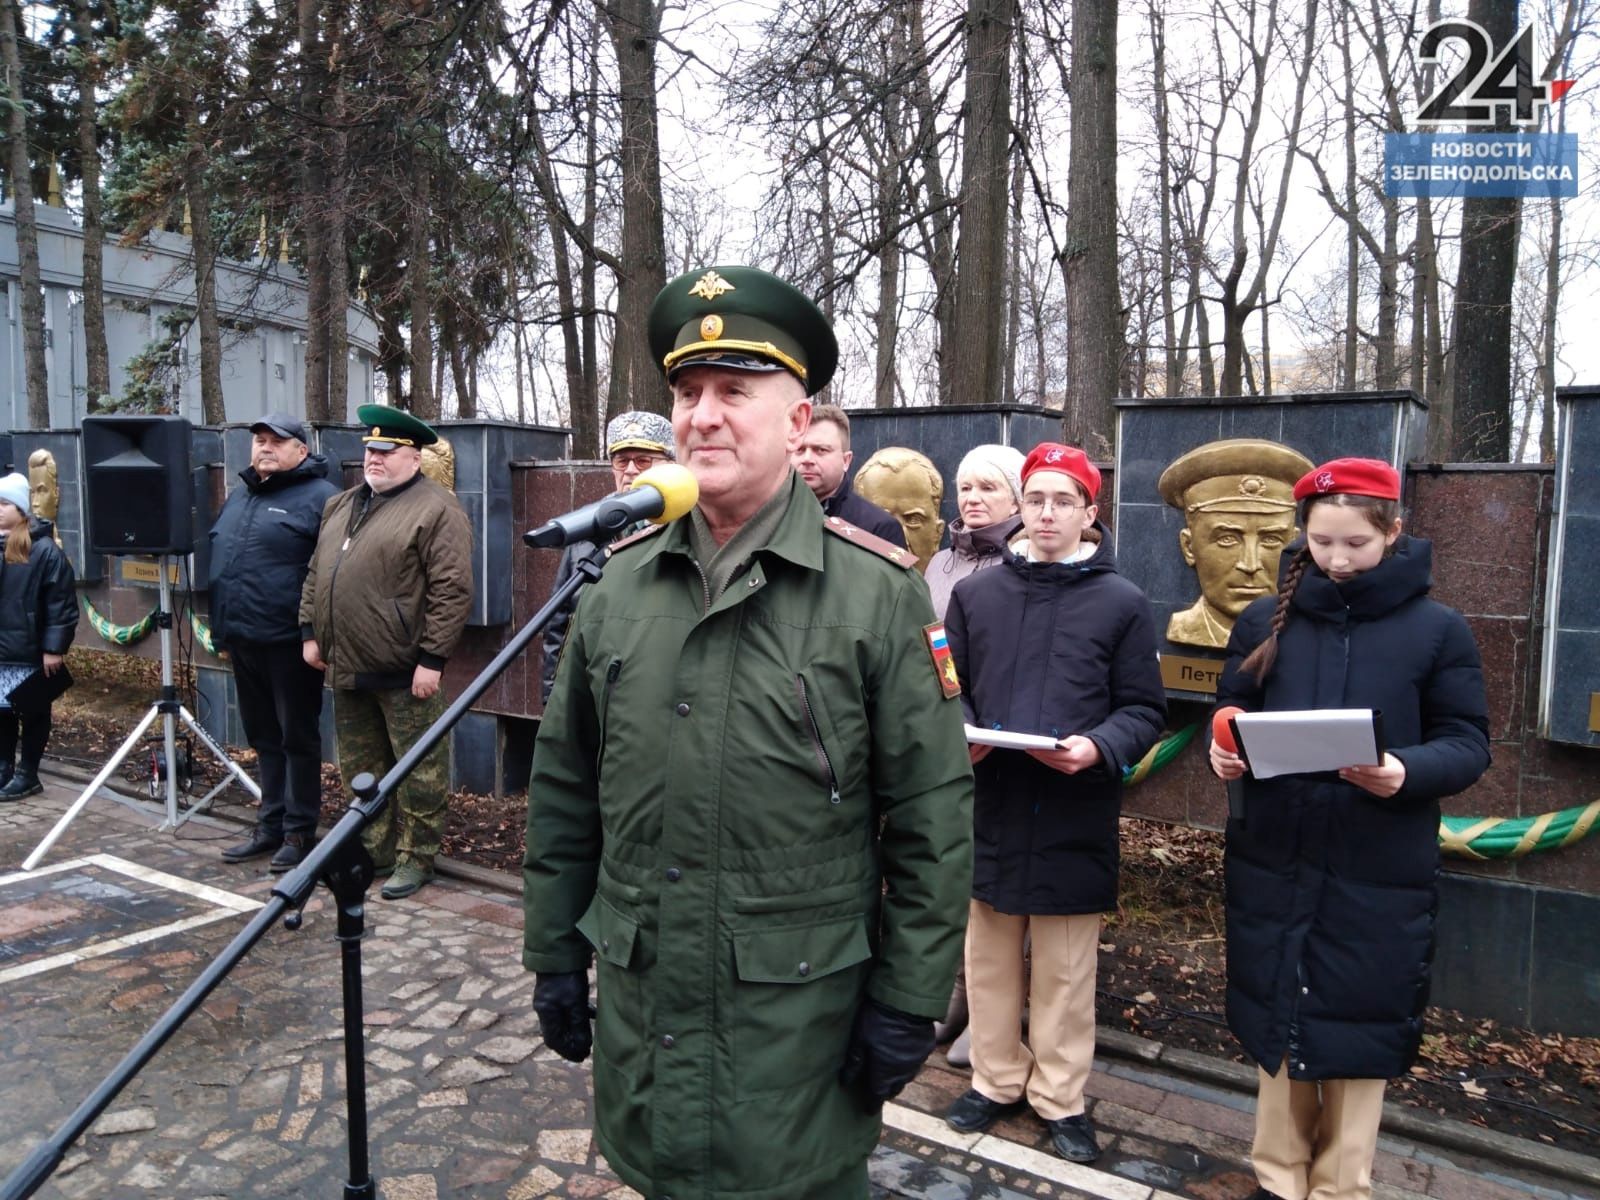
left=0, top=765, right=43, bottom=799
left=269, top=833, right=314, bottom=874
left=221, top=826, right=283, bottom=863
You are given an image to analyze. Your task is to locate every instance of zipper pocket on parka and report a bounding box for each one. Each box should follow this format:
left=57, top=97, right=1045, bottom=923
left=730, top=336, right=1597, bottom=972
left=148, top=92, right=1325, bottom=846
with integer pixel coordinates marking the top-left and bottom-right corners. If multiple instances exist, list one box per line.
left=595, top=658, right=622, bottom=779
left=794, top=675, right=842, bottom=805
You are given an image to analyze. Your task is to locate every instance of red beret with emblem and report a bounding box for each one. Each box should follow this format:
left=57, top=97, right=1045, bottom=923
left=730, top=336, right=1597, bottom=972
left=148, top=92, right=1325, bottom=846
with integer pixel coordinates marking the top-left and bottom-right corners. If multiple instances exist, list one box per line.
left=1020, top=442, right=1101, bottom=502
left=1292, top=457, right=1401, bottom=502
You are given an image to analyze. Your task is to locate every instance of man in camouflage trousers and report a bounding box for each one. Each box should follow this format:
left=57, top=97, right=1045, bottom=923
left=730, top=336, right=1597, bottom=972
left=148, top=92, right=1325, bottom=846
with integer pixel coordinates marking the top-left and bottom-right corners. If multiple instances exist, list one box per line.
left=300, top=405, right=473, bottom=900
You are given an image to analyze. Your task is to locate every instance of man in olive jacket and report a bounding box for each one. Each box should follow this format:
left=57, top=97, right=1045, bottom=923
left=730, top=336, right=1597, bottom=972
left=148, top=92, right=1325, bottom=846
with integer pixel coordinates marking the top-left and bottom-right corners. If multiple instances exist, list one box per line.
left=300, top=405, right=472, bottom=899
left=524, top=266, right=973, bottom=1200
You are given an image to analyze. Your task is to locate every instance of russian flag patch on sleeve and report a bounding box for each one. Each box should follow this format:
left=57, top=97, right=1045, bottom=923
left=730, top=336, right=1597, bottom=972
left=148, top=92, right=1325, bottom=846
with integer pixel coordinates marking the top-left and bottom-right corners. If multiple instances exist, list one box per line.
left=923, top=622, right=961, bottom=700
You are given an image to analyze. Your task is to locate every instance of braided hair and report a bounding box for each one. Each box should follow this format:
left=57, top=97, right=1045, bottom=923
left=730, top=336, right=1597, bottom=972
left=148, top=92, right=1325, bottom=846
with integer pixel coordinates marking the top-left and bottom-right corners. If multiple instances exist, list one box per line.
left=1237, top=545, right=1310, bottom=685
left=1236, top=493, right=1402, bottom=685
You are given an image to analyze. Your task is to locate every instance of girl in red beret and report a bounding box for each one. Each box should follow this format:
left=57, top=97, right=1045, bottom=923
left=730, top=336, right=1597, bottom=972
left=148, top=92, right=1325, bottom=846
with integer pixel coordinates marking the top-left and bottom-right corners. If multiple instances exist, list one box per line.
left=1208, top=458, right=1490, bottom=1200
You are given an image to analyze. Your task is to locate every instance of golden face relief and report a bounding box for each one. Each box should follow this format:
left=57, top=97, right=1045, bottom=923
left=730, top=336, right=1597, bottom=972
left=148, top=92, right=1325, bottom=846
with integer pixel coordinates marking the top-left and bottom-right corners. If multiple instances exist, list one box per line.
left=853, top=447, right=946, bottom=565
left=1156, top=438, right=1314, bottom=650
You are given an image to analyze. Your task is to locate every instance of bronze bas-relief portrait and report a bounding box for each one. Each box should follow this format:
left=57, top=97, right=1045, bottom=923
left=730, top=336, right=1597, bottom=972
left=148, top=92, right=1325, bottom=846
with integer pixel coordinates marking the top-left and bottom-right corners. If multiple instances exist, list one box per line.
left=1157, top=438, right=1314, bottom=649
left=853, top=447, right=946, bottom=565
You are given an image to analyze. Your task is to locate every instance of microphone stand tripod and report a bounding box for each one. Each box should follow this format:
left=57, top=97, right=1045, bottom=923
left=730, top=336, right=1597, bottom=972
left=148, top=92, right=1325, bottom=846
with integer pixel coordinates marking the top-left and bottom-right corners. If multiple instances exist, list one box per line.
left=1, top=544, right=610, bottom=1200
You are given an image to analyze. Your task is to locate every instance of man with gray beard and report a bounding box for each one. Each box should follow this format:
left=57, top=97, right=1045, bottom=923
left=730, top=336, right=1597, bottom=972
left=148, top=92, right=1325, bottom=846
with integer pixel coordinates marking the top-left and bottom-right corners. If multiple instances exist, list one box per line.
left=300, top=404, right=473, bottom=900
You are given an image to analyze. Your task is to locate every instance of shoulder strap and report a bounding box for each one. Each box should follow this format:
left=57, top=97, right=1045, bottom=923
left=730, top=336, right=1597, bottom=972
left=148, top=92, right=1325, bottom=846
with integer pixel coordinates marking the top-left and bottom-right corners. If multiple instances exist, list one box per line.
left=822, top=515, right=918, bottom=569
left=606, top=523, right=667, bottom=555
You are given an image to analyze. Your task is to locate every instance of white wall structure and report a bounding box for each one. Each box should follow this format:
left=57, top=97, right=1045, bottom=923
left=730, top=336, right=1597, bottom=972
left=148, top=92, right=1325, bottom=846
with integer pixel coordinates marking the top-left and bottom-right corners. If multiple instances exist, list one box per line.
left=1, top=202, right=380, bottom=430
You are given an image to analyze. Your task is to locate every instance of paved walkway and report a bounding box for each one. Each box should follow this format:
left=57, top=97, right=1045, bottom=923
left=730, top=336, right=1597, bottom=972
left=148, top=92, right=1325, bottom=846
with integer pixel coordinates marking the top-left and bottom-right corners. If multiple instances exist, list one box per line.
left=1, top=774, right=1594, bottom=1200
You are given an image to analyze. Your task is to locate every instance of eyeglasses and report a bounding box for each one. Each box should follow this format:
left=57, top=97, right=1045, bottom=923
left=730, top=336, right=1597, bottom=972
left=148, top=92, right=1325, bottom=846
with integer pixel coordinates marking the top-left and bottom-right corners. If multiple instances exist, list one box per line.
left=1021, top=495, right=1087, bottom=514
left=611, top=454, right=665, bottom=472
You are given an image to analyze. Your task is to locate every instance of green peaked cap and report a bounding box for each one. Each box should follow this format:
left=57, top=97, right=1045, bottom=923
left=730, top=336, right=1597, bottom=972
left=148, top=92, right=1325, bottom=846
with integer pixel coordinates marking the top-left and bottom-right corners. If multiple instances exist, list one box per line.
left=648, top=265, right=838, bottom=396
left=357, top=403, right=438, bottom=449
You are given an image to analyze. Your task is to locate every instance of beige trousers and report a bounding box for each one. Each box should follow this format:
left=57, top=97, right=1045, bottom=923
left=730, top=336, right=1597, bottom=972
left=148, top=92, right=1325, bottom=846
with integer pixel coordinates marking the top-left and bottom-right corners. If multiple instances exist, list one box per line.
left=965, top=899, right=1100, bottom=1120
left=1252, top=1060, right=1387, bottom=1200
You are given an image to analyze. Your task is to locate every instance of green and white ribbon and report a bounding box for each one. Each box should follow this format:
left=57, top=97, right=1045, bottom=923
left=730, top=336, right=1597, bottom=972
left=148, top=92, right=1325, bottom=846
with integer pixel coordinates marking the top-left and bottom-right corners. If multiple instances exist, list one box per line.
left=83, top=597, right=157, bottom=646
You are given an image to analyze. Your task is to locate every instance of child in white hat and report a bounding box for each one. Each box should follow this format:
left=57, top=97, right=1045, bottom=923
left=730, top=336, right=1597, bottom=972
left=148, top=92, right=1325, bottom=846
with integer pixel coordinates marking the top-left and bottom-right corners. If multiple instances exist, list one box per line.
left=0, top=471, right=78, bottom=799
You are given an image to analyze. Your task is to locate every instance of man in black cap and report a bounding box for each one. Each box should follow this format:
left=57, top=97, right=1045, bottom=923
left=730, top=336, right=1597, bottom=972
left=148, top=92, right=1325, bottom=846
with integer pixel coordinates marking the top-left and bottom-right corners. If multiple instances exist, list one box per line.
left=210, top=413, right=339, bottom=871
left=524, top=266, right=972, bottom=1200
left=299, top=404, right=473, bottom=899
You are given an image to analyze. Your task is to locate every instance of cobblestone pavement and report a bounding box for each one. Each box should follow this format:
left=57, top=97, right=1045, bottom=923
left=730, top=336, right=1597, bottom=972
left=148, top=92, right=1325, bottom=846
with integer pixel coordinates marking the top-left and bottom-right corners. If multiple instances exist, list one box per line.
left=1, top=774, right=1594, bottom=1200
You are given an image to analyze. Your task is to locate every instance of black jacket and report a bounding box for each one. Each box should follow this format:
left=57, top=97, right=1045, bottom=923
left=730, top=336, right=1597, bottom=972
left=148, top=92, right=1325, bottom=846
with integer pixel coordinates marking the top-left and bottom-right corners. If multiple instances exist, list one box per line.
left=1215, top=535, right=1490, bottom=1082
left=821, top=477, right=907, bottom=549
left=0, top=518, right=78, bottom=666
left=207, top=454, right=339, bottom=646
left=945, top=527, right=1166, bottom=914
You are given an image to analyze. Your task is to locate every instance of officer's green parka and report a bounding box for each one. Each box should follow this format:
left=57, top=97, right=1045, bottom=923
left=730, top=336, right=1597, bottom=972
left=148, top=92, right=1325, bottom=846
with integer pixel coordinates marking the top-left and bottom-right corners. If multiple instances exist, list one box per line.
left=523, top=473, right=974, bottom=1200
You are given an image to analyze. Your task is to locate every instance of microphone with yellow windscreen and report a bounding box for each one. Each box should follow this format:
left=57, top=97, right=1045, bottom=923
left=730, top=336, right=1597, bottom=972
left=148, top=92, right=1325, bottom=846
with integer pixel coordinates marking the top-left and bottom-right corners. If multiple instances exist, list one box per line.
left=630, top=463, right=699, bottom=526
left=525, top=462, right=700, bottom=548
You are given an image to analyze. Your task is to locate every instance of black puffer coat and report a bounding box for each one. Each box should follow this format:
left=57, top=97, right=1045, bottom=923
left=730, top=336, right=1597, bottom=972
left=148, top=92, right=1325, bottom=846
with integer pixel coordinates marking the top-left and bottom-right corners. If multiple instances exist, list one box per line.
left=0, top=518, right=78, bottom=665
left=207, top=454, right=338, bottom=646
left=1215, top=535, right=1490, bottom=1081
left=945, top=527, right=1166, bottom=914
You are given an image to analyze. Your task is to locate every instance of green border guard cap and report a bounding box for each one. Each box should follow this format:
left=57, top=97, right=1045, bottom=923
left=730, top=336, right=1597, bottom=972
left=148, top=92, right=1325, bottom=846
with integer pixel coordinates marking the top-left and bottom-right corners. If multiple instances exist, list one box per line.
left=357, top=403, right=438, bottom=450
left=648, top=265, right=838, bottom=396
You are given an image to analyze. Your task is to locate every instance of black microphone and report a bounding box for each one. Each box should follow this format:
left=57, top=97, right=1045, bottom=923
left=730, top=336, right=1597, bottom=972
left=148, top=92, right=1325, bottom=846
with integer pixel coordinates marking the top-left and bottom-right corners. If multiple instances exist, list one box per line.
left=524, top=464, right=699, bottom=549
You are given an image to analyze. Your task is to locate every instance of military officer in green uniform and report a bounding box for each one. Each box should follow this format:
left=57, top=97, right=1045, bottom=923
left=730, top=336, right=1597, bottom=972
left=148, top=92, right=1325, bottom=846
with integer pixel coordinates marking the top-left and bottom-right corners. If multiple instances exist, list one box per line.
left=300, top=405, right=473, bottom=900
left=523, top=266, right=974, bottom=1199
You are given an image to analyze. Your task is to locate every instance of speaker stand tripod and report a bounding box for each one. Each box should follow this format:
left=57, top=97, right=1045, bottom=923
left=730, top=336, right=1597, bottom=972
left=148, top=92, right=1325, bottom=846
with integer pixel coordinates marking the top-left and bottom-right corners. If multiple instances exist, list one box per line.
left=22, top=556, right=261, bottom=871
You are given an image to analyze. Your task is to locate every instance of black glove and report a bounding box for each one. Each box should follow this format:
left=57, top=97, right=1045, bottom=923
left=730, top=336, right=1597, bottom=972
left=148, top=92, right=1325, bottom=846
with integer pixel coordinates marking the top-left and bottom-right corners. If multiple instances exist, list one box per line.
left=533, top=971, right=592, bottom=1063
left=839, top=998, right=936, bottom=1102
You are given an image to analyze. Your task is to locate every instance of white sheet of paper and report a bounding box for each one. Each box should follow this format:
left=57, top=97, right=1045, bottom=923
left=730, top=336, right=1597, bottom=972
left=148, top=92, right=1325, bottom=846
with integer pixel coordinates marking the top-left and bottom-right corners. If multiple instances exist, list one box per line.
left=1232, top=709, right=1381, bottom=779
left=963, top=724, right=1065, bottom=751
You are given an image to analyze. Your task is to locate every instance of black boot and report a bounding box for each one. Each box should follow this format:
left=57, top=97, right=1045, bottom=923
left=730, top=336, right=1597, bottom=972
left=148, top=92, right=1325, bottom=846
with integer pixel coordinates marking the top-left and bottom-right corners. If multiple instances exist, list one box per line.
left=221, top=827, right=282, bottom=863
left=269, top=832, right=314, bottom=874
left=0, top=760, right=13, bottom=791
left=0, top=765, right=42, bottom=800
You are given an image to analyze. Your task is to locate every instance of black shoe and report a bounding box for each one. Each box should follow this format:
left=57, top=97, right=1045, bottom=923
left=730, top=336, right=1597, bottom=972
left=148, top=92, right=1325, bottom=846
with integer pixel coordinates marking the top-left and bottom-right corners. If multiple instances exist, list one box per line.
left=1045, top=1113, right=1100, bottom=1163
left=0, top=760, right=13, bottom=790
left=221, top=828, right=282, bottom=863
left=0, top=768, right=42, bottom=800
left=946, top=1088, right=1027, bottom=1133
left=269, top=833, right=313, bottom=874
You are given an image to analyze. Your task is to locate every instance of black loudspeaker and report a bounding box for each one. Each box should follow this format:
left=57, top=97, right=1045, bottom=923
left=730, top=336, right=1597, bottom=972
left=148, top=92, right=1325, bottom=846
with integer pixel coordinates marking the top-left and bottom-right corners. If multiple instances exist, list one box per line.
left=83, top=415, right=195, bottom=554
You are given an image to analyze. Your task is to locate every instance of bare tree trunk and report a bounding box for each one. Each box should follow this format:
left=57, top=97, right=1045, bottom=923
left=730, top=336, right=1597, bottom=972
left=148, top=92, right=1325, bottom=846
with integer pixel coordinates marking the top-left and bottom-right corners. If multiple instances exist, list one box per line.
left=1339, top=5, right=1359, bottom=389
left=323, top=98, right=349, bottom=415
left=447, top=317, right=471, bottom=417
left=1150, top=2, right=1180, bottom=397
left=1062, top=0, right=1118, bottom=444
left=600, top=0, right=668, bottom=421
left=949, top=0, right=1014, bottom=407
left=907, top=0, right=957, bottom=404
left=408, top=148, right=435, bottom=418
left=1538, top=195, right=1559, bottom=462
left=580, top=25, right=601, bottom=448
left=1004, top=152, right=1023, bottom=407
left=873, top=142, right=901, bottom=409
left=74, top=0, right=110, bottom=412
left=1448, top=0, right=1518, bottom=461
left=185, top=168, right=225, bottom=423
left=2, top=0, right=49, bottom=427
left=298, top=0, right=331, bottom=419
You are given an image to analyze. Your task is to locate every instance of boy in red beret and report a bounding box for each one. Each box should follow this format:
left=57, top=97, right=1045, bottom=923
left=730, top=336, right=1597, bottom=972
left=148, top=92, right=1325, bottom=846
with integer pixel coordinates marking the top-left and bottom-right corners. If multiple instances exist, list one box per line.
left=942, top=442, right=1166, bottom=1162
